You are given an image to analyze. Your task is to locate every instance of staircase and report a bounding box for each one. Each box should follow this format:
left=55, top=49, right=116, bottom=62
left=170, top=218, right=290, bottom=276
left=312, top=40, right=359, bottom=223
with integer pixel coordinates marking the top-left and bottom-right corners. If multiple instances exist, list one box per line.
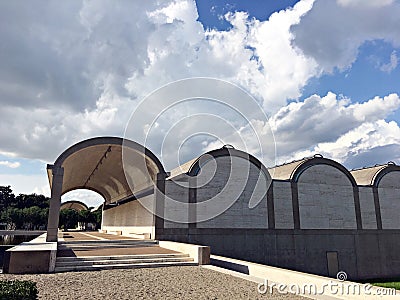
left=55, top=239, right=196, bottom=272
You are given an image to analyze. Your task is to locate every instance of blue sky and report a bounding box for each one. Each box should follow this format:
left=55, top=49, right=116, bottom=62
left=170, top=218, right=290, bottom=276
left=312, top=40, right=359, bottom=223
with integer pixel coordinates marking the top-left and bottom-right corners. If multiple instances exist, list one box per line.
left=0, top=0, right=399, bottom=206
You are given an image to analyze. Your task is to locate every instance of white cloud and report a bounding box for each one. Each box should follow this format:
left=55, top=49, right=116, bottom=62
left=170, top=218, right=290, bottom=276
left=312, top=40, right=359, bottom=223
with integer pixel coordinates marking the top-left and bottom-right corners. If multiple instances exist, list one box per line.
left=313, top=120, right=400, bottom=167
left=337, top=0, right=394, bottom=8
left=62, top=189, right=104, bottom=208
left=291, top=0, right=400, bottom=72
left=270, top=93, right=400, bottom=165
left=380, top=50, right=398, bottom=73
left=0, top=174, right=49, bottom=196
left=0, top=0, right=399, bottom=186
left=0, top=161, right=20, bottom=168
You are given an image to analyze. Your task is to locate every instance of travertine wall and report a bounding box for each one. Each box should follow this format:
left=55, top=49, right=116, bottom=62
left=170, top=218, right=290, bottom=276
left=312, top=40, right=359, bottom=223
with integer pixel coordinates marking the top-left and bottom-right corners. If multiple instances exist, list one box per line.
left=164, top=180, right=189, bottom=228
left=102, top=194, right=155, bottom=236
left=196, top=156, right=269, bottom=228
left=297, top=165, right=356, bottom=229
left=273, top=181, right=294, bottom=229
left=378, top=171, right=400, bottom=229
left=358, top=186, right=377, bottom=229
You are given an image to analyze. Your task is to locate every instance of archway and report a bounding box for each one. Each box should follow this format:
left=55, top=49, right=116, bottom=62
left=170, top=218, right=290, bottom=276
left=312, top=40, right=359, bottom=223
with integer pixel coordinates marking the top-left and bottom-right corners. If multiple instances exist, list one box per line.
left=46, top=137, right=165, bottom=242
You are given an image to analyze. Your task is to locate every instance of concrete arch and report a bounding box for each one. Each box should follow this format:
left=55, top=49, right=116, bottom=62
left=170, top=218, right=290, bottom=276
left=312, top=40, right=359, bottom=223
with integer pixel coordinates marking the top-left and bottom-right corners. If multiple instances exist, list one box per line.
left=295, top=158, right=358, bottom=229
left=270, top=156, right=359, bottom=229
left=60, top=200, right=89, bottom=211
left=187, top=147, right=271, bottom=229
left=292, top=157, right=357, bottom=187
left=372, top=164, right=400, bottom=187
left=187, top=147, right=270, bottom=178
left=46, top=136, right=166, bottom=242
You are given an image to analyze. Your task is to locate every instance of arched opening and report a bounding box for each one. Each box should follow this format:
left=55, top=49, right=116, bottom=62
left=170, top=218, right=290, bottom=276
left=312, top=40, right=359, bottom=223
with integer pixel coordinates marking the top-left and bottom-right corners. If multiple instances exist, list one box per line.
left=59, top=189, right=104, bottom=231
left=46, top=137, right=165, bottom=242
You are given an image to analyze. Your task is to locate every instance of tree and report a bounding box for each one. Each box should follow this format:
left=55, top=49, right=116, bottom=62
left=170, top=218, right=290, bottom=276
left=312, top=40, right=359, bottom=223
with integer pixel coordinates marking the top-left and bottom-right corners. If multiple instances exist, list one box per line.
left=0, top=186, right=50, bottom=229
left=92, top=206, right=103, bottom=229
left=0, top=185, right=15, bottom=212
left=59, top=209, right=79, bottom=230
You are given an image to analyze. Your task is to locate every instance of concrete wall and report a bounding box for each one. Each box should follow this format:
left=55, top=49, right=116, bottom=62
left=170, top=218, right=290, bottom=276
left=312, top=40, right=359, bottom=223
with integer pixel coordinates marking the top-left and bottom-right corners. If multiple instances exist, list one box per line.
left=102, top=194, right=155, bottom=237
left=196, top=156, right=268, bottom=229
left=157, top=228, right=400, bottom=280
left=273, top=181, right=294, bottom=229
left=297, top=165, right=356, bottom=229
left=358, top=187, right=377, bottom=229
left=378, top=171, right=400, bottom=229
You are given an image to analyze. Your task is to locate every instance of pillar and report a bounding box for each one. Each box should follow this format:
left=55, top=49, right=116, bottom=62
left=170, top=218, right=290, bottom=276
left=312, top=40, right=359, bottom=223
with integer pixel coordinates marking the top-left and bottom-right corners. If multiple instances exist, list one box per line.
left=46, top=166, right=64, bottom=242
left=154, top=172, right=168, bottom=238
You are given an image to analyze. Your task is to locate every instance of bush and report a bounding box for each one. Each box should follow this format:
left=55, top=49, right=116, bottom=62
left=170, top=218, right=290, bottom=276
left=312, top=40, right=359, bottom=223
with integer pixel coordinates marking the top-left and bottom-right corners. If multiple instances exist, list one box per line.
left=0, top=280, right=38, bottom=300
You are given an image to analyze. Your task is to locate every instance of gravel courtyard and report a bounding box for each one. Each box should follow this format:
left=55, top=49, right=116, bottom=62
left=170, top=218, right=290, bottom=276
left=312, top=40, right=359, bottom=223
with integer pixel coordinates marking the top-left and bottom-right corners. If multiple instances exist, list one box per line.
left=0, top=266, right=306, bottom=299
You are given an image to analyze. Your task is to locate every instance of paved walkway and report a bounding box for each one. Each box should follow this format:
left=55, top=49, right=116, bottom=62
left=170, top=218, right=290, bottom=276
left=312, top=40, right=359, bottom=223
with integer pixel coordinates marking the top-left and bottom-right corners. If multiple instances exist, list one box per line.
left=57, top=231, right=179, bottom=257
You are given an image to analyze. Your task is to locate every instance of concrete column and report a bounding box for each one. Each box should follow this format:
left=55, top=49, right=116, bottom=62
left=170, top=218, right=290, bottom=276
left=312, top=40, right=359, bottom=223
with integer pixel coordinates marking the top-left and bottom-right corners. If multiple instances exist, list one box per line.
left=154, top=172, right=167, bottom=237
left=267, top=182, right=275, bottom=229
left=46, top=166, right=64, bottom=242
left=353, top=186, right=363, bottom=230
left=188, top=176, right=197, bottom=228
left=291, top=182, right=300, bottom=229
left=372, top=186, right=383, bottom=229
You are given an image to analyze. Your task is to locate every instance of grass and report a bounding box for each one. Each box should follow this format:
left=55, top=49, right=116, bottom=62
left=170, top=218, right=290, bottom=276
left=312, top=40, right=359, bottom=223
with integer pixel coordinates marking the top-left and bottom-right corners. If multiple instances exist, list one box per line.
left=372, top=282, right=400, bottom=290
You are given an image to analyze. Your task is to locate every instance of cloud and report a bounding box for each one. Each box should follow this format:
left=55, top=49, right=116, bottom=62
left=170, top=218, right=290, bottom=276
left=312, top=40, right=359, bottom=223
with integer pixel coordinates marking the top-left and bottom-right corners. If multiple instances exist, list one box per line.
left=0, top=0, right=399, bottom=189
left=0, top=0, right=319, bottom=163
left=0, top=174, right=49, bottom=195
left=291, top=0, right=400, bottom=72
left=380, top=50, right=398, bottom=73
left=337, top=0, right=394, bottom=8
left=62, top=189, right=104, bottom=208
left=270, top=93, right=400, bottom=165
left=0, top=161, right=21, bottom=168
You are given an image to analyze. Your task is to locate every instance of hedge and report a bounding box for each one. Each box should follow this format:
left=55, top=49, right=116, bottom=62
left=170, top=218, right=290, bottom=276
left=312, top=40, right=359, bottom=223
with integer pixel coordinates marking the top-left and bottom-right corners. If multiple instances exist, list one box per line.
left=0, top=280, right=38, bottom=300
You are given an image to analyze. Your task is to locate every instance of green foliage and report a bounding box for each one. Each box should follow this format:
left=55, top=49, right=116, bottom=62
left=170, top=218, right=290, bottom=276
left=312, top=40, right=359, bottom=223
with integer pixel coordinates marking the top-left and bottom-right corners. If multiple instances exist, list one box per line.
left=0, top=186, right=15, bottom=212
left=92, top=206, right=103, bottom=228
left=0, top=186, right=49, bottom=230
left=372, top=282, right=400, bottom=290
left=0, top=280, right=38, bottom=300
left=0, top=185, right=102, bottom=231
left=59, top=209, right=79, bottom=230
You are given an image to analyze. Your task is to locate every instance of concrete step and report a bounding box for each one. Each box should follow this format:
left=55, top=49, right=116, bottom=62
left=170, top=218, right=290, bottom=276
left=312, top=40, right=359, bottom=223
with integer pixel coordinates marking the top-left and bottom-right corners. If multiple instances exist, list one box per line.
left=54, top=261, right=197, bottom=273
left=56, top=253, right=189, bottom=262
left=58, top=240, right=158, bottom=250
left=56, top=257, right=193, bottom=267
left=59, top=239, right=158, bottom=246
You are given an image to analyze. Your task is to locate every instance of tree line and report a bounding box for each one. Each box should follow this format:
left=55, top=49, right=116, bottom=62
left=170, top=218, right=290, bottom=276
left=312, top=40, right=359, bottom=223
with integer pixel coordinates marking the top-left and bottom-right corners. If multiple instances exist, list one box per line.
left=0, top=186, right=102, bottom=230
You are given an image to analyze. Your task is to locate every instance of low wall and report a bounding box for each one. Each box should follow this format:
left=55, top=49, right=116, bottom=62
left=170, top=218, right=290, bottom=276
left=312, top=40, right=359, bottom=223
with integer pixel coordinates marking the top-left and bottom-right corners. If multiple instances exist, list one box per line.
left=157, top=228, right=400, bottom=280
left=2, top=234, right=57, bottom=274
left=209, top=255, right=398, bottom=299
left=158, top=241, right=210, bottom=265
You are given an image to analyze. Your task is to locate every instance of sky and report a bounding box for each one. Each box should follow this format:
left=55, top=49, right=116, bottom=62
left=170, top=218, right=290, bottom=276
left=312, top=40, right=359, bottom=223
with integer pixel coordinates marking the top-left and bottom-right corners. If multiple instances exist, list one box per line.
left=0, top=0, right=399, bottom=207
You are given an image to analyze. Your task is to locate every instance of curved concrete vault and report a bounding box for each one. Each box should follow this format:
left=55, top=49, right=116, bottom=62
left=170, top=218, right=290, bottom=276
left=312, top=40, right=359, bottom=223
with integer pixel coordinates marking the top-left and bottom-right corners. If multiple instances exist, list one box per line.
left=46, top=137, right=165, bottom=242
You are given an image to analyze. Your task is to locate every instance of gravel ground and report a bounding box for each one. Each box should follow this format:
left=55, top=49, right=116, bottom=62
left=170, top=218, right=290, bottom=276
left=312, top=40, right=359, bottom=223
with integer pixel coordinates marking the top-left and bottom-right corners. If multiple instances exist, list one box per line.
left=0, top=266, right=307, bottom=299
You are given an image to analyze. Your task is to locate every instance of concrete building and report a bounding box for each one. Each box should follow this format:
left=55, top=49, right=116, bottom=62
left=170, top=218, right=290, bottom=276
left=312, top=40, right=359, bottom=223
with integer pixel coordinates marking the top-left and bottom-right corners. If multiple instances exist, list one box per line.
left=45, top=137, right=400, bottom=280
